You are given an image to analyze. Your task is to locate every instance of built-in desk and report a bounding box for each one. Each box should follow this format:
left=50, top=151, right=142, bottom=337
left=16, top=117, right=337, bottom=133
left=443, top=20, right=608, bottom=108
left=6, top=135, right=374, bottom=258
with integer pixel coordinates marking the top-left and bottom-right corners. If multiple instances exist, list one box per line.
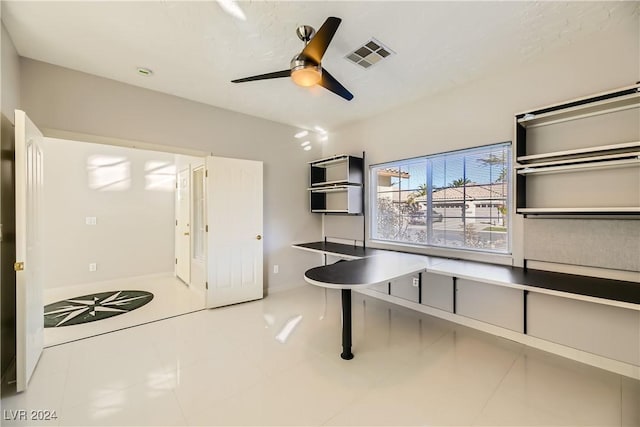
left=304, top=253, right=442, bottom=359
left=294, top=241, right=640, bottom=374
left=428, top=259, right=640, bottom=310
left=293, top=241, right=386, bottom=260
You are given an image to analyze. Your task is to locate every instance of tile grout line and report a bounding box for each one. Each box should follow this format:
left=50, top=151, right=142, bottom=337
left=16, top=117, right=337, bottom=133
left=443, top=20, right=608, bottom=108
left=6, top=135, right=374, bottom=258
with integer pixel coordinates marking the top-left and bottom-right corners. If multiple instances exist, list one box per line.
left=472, top=348, right=524, bottom=426
left=44, top=308, right=207, bottom=349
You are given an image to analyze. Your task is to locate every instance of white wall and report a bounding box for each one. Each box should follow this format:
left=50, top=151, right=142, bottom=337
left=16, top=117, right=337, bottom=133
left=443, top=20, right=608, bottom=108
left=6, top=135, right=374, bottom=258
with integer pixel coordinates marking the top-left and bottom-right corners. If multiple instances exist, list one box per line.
left=40, top=137, right=176, bottom=288
left=19, top=59, right=323, bottom=293
left=1, top=23, right=20, bottom=120
left=324, top=20, right=639, bottom=272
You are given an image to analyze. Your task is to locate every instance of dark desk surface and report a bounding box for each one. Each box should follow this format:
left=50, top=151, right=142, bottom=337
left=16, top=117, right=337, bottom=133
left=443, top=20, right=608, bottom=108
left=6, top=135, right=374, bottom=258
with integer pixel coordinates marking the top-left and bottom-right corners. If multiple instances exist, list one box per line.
left=304, top=252, right=443, bottom=289
left=429, top=259, right=640, bottom=307
left=294, top=241, right=640, bottom=308
left=292, top=241, right=386, bottom=259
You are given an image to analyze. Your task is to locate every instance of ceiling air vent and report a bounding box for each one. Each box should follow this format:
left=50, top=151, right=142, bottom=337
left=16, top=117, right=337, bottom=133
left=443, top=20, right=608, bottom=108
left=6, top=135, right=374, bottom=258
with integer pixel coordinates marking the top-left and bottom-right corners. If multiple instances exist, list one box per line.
left=345, top=38, right=394, bottom=69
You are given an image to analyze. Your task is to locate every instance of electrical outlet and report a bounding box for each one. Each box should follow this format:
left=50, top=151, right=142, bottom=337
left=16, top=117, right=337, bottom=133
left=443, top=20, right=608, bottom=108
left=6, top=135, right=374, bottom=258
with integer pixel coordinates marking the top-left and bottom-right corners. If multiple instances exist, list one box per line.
left=89, top=263, right=97, bottom=272
left=273, top=265, right=279, bottom=274
left=412, top=277, right=419, bottom=287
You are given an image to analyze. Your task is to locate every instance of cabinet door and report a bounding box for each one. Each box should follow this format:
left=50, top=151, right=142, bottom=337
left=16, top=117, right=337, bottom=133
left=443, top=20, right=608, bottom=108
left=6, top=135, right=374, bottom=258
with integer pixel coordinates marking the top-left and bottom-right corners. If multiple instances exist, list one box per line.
left=389, top=274, right=420, bottom=303
left=456, top=279, right=524, bottom=332
left=528, top=293, right=640, bottom=365
left=421, top=273, right=453, bottom=312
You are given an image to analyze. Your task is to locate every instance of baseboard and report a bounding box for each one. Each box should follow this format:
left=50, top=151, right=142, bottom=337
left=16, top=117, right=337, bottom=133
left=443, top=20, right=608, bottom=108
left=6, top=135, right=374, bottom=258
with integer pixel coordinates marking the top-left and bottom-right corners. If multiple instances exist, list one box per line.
left=356, top=288, right=640, bottom=380
left=44, top=271, right=175, bottom=294
left=265, top=281, right=305, bottom=296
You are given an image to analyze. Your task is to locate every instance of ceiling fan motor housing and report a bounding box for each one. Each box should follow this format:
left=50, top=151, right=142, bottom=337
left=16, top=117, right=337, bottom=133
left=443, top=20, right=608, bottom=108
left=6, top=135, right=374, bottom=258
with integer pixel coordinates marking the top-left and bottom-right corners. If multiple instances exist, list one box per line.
left=290, top=54, right=322, bottom=87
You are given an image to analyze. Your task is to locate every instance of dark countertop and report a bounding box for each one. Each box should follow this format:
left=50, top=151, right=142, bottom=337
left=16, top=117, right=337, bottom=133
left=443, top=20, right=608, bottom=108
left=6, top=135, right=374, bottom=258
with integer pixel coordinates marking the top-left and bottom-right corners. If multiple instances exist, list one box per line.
left=293, top=241, right=387, bottom=259
left=293, top=241, right=640, bottom=307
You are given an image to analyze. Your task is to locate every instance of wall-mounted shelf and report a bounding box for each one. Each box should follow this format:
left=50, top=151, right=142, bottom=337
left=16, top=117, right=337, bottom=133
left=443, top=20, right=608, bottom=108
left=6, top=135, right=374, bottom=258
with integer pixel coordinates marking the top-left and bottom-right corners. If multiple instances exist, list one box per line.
left=515, top=83, right=640, bottom=217
left=309, top=155, right=364, bottom=215
left=308, top=184, right=360, bottom=193
left=517, top=207, right=640, bottom=215
left=516, top=90, right=640, bottom=129
left=517, top=141, right=640, bottom=164
left=516, top=156, right=640, bottom=175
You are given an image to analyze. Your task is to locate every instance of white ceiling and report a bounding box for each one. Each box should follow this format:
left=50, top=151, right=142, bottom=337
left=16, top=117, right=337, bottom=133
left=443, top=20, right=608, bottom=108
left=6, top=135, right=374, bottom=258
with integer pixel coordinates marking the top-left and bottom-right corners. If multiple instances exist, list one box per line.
left=3, top=1, right=637, bottom=131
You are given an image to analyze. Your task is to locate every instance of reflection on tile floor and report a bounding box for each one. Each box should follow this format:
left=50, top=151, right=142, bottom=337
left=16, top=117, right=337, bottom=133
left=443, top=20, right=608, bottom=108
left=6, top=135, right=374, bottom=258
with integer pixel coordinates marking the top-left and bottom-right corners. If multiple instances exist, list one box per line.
left=2, top=285, right=638, bottom=426
left=43, top=274, right=205, bottom=346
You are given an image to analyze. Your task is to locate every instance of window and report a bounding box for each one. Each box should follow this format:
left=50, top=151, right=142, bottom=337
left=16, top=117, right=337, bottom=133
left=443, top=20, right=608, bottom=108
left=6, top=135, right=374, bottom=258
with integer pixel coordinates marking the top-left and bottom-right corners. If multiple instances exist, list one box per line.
left=192, top=167, right=206, bottom=261
left=370, top=142, right=511, bottom=253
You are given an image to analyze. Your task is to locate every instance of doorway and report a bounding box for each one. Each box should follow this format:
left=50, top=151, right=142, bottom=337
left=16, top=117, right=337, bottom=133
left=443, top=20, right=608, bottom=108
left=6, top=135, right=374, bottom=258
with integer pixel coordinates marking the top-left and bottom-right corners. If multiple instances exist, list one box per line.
left=40, top=137, right=206, bottom=346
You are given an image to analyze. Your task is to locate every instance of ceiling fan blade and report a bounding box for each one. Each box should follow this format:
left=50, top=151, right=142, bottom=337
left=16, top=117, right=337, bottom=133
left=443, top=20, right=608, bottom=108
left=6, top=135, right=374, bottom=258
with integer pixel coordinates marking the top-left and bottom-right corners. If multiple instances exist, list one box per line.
left=301, top=17, right=342, bottom=64
left=231, top=69, right=291, bottom=83
left=318, top=68, right=354, bottom=101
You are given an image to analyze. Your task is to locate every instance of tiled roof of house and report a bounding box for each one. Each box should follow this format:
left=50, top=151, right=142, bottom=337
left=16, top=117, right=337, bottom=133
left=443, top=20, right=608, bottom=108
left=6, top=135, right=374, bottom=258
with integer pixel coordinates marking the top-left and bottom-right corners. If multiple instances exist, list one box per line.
left=414, top=183, right=507, bottom=202
left=376, top=168, right=411, bottom=179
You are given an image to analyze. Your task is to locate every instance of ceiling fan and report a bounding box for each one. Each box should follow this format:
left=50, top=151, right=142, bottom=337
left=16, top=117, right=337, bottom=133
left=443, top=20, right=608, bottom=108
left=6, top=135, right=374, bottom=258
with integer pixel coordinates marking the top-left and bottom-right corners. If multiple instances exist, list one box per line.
left=231, top=17, right=354, bottom=101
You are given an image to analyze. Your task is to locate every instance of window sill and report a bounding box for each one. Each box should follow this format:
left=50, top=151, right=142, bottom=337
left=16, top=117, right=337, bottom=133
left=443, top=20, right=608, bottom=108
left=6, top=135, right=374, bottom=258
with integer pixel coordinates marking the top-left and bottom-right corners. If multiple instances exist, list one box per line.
left=367, top=239, right=514, bottom=266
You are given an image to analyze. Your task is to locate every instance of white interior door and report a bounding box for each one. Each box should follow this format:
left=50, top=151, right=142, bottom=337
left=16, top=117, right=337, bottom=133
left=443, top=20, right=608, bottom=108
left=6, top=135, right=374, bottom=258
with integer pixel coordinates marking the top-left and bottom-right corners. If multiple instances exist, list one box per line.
left=175, top=168, right=191, bottom=284
left=206, top=156, right=263, bottom=308
left=15, top=110, right=44, bottom=392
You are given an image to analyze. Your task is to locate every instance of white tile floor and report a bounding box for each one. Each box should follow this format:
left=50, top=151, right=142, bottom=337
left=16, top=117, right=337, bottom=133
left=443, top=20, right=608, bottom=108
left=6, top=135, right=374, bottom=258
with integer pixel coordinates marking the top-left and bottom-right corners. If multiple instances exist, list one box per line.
left=2, top=285, right=639, bottom=426
left=43, top=274, right=205, bottom=346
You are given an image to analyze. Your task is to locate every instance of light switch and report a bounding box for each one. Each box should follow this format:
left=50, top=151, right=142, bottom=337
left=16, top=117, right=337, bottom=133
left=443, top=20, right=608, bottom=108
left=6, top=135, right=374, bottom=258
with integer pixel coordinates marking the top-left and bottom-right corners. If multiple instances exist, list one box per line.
left=86, top=217, right=97, bottom=225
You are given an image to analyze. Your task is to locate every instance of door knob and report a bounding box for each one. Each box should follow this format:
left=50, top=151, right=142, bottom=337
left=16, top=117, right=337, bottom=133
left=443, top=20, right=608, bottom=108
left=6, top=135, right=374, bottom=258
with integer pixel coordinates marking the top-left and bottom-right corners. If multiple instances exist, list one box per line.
left=184, top=232, right=190, bottom=236
left=256, top=235, right=262, bottom=240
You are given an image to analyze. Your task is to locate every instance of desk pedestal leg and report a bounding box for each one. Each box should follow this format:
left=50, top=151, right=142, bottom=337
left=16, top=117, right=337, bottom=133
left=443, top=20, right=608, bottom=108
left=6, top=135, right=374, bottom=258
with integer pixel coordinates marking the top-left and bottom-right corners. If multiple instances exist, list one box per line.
left=341, top=289, right=354, bottom=360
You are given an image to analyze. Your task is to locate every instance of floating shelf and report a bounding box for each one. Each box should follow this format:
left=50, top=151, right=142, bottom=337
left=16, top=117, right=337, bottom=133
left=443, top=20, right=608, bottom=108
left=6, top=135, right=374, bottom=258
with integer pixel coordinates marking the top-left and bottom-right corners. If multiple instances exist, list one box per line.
left=308, top=184, right=361, bottom=193
left=309, top=154, right=350, bottom=167
left=311, top=209, right=354, bottom=214
left=517, top=91, right=640, bottom=129
left=517, top=207, right=640, bottom=215
left=516, top=157, right=639, bottom=175
left=310, top=180, right=362, bottom=187
left=517, top=141, right=640, bottom=164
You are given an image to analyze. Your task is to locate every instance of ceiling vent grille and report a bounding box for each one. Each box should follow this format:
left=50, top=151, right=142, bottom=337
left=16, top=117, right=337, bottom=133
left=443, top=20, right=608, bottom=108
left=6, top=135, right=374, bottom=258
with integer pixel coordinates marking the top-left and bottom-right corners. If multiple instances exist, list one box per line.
left=345, top=38, right=394, bottom=69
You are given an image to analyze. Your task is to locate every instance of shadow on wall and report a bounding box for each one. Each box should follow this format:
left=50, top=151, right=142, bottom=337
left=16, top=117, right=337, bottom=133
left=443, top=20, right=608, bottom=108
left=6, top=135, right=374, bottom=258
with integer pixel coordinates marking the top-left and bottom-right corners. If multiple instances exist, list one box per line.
left=1, top=113, right=17, bottom=381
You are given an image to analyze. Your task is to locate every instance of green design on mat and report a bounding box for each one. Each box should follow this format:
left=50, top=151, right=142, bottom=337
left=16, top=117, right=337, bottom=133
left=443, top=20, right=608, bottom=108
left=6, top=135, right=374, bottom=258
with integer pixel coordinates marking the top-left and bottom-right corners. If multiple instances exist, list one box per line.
left=44, top=290, right=153, bottom=327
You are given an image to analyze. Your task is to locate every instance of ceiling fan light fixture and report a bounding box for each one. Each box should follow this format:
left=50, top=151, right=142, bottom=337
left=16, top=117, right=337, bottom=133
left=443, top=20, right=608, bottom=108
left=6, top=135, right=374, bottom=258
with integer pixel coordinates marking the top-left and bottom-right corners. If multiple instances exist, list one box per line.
left=291, top=64, right=321, bottom=87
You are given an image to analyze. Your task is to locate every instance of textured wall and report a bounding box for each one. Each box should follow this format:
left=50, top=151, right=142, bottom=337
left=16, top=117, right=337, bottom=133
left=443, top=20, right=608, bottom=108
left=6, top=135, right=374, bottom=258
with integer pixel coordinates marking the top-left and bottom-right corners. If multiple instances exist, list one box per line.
left=524, top=219, right=640, bottom=272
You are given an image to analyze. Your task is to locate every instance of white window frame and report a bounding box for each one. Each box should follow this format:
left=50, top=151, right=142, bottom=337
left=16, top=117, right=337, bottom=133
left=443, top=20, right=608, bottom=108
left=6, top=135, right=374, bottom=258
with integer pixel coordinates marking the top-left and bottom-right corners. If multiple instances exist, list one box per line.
left=369, top=142, right=512, bottom=255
